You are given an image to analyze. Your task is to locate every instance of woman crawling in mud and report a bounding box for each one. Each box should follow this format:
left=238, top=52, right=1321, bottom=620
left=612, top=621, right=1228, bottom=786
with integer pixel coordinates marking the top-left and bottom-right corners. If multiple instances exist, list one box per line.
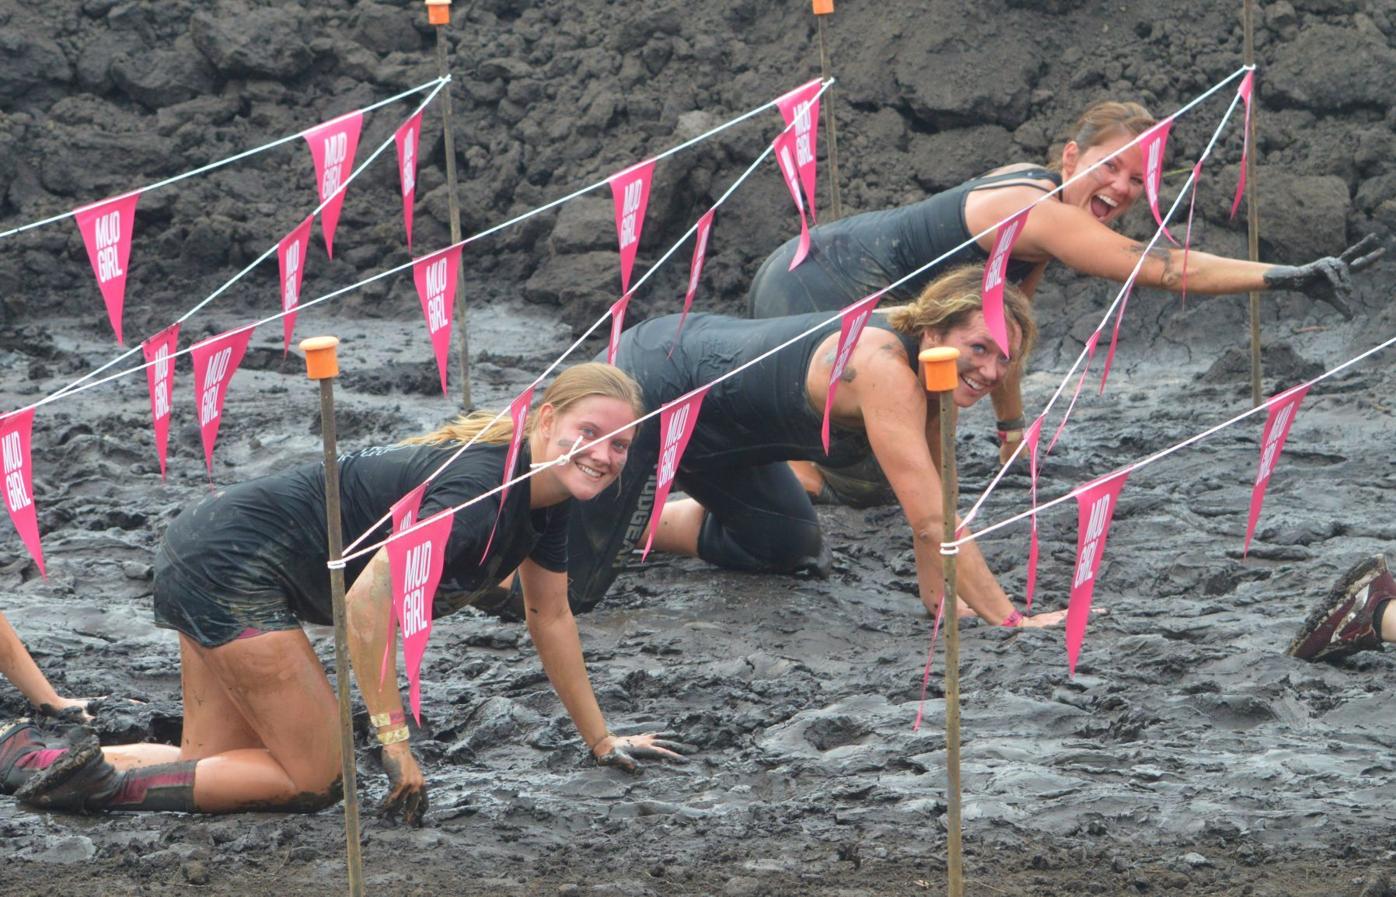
left=0, top=363, right=689, bottom=823
left=748, top=99, right=1383, bottom=500
left=551, top=266, right=1066, bottom=630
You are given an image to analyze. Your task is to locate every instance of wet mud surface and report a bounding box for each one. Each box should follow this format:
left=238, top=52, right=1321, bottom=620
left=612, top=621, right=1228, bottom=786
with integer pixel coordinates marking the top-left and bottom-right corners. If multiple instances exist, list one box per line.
left=2, top=1, right=1396, bottom=895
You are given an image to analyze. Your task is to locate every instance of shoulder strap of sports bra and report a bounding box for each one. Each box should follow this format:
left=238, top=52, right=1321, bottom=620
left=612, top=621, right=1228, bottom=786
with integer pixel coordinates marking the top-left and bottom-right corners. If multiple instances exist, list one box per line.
left=967, top=166, right=1062, bottom=193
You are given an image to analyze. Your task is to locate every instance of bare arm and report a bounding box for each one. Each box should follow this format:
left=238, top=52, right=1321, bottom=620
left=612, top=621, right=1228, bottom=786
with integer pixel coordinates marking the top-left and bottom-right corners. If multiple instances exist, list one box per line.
left=0, top=611, right=89, bottom=717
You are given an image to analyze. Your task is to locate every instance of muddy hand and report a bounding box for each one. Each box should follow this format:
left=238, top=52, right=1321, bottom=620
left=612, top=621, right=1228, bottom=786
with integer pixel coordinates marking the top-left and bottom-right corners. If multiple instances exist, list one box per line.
left=379, top=741, right=429, bottom=827
left=1264, top=235, right=1385, bottom=319
left=1019, top=609, right=1068, bottom=628
left=37, top=696, right=98, bottom=724
left=593, top=732, right=697, bottom=772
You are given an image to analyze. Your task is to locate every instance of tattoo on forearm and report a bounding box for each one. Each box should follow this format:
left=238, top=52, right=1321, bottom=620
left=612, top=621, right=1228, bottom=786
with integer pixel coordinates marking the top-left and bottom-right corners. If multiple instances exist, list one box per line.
left=1128, top=242, right=1178, bottom=285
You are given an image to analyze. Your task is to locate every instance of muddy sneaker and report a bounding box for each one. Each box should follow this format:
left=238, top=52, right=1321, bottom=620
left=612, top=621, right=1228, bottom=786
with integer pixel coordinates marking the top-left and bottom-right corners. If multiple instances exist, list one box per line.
left=1287, top=555, right=1394, bottom=662
left=0, top=720, right=52, bottom=794
left=14, top=727, right=119, bottom=813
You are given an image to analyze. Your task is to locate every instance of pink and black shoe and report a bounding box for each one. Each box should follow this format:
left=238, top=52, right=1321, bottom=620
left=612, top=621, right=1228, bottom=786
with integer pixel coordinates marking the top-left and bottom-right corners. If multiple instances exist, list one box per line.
left=1287, top=554, right=1394, bottom=662
left=0, top=718, right=94, bottom=796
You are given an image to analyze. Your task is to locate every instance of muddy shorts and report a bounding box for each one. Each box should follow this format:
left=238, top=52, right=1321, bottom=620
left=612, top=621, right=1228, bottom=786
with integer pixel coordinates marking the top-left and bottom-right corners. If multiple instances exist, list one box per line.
left=152, top=491, right=302, bottom=649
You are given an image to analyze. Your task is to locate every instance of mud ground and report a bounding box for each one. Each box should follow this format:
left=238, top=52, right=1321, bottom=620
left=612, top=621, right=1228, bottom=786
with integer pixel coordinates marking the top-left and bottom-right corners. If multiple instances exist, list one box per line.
left=2, top=1, right=1395, bottom=895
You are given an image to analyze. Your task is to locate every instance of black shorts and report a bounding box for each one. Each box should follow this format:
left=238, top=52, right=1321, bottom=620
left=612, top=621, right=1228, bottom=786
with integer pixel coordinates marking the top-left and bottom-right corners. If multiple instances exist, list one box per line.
left=152, top=490, right=302, bottom=648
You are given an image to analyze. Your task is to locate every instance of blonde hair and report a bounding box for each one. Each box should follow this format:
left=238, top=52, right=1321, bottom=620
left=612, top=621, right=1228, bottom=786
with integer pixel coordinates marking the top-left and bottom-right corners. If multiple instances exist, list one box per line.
left=403, top=362, right=645, bottom=447
left=1050, top=100, right=1156, bottom=171
left=885, top=266, right=1037, bottom=366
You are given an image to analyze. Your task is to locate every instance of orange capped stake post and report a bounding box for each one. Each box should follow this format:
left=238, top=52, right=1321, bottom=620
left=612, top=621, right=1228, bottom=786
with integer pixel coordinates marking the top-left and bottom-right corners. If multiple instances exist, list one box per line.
left=301, top=335, right=364, bottom=897
left=425, top=0, right=451, bottom=26
left=812, top=0, right=834, bottom=13
left=921, top=344, right=966, bottom=897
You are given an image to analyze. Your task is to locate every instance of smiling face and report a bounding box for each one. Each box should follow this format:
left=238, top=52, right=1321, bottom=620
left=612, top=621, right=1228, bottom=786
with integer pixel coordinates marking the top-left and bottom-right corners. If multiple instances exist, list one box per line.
left=532, top=395, right=637, bottom=503
left=1060, top=132, right=1146, bottom=226
left=920, top=311, right=1022, bottom=408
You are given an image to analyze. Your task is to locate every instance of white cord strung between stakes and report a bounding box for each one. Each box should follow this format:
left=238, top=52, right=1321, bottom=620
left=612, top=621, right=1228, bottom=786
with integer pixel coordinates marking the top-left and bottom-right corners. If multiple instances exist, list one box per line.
left=943, top=331, right=1396, bottom=550
left=334, top=67, right=1253, bottom=565
left=957, top=82, right=1249, bottom=534
left=0, top=77, right=449, bottom=242
left=34, top=79, right=452, bottom=410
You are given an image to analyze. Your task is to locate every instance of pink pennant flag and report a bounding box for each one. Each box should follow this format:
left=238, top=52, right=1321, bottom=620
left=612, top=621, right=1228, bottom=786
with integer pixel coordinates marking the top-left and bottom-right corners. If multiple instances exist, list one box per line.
left=642, top=387, right=709, bottom=561
left=773, top=127, right=811, bottom=270
left=381, top=483, right=427, bottom=685
left=1097, top=271, right=1140, bottom=395
left=606, top=294, right=630, bottom=366
left=74, top=192, right=141, bottom=344
left=412, top=245, right=462, bottom=396
left=1230, top=70, right=1255, bottom=222
left=671, top=209, right=715, bottom=351
left=387, top=506, right=454, bottom=724
left=0, top=409, right=45, bottom=577
left=1047, top=330, right=1101, bottom=455
left=822, top=291, right=886, bottom=453
left=1243, top=385, right=1310, bottom=556
left=1023, top=416, right=1045, bottom=613
left=190, top=326, right=254, bottom=478
left=482, top=386, right=534, bottom=563
left=775, top=79, right=822, bottom=222
left=1140, top=118, right=1180, bottom=245
left=394, top=111, right=423, bottom=251
left=303, top=111, right=363, bottom=259
left=141, top=323, right=179, bottom=480
left=1180, top=161, right=1203, bottom=305
left=609, top=160, right=655, bottom=295
left=1066, top=470, right=1131, bottom=673
left=981, top=207, right=1031, bottom=358
left=277, top=215, right=314, bottom=354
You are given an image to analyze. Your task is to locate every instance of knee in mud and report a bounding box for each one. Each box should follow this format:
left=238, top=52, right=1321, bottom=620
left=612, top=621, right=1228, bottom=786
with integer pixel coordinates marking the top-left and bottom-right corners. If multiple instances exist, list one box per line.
left=282, top=776, right=343, bottom=813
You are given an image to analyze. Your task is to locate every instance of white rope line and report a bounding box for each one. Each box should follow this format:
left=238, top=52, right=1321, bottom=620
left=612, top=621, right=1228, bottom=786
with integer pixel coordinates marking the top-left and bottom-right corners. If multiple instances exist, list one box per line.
left=0, top=78, right=448, bottom=241
left=334, top=68, right=1251, bottom=564
left=338, top=81, right=833, bottom=555
left=957, top=82, right=1249, bottom=533
left=944, top=332, right=1396, bottom=549
left=39, top=79, right=451, bottom=407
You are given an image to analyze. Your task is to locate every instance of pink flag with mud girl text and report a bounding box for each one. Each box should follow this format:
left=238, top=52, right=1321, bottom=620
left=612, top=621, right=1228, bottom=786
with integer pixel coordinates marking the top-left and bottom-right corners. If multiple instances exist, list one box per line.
left=394, top=110, right=423, bottom=251
left=74, top=191, right=141, bottom=345
left=981, top=207, right=1031, bottom=358
left=277, top=215, right=314, bottom=354
left=0, top=409, right=45, bottom=577
left=141, top=323, right=179, bottom=480
left=609, top=160, right=655, bottom=296
left=190, top=326, right=254, bottom=478
left=773, top=127, right=811, bottom=270
left=482, top=386, right=534, bottom=564
left=303, top=111, right=363, bottom=259
left=822, top=290, right=886, bottom=454
left=382, top=482, right=427, bottom=685
left=1243, top=385, right=1309, bottom=556
left=672, top=209, right=716, bottom=350
left=387, top=506, right=454, bottom=725
left=1230, top=70, right=1255, bottom=221
left=775, top=79, right=822, bottom=222
left=1139, top=117, right=1180, bottom=246
left=412, top=245, right=462, bottom=396
left=642, top=387, right=709, bottom=561
left=1067, top=469, right=1130, bottom=674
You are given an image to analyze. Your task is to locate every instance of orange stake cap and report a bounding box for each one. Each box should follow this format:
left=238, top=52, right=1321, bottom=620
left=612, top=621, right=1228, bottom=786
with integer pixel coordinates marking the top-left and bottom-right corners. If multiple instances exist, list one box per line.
left=812, top=0, right=834, bottom=14
left=301, top=336, right=341, bottom=380
left=425, top=0, right=451, bottom=26
left=919, top=347, right=960, bottom=393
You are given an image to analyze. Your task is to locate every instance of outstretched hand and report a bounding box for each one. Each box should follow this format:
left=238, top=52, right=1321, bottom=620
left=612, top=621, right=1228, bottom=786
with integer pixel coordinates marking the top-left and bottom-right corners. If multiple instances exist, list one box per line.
left=1264, top=234, right=1385, bottom=319
left=1018, top=609, right=1068, bottom=628
left=593, top=732, right=696, bottom=772
left=379, top=741, right=429, bottom=827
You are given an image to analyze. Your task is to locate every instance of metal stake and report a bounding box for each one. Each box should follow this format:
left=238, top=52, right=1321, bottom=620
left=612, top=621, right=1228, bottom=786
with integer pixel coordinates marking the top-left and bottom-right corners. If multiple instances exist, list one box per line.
left=921, top=346, right=963, bottom=897
left=1243, top=0, right=1263, bottom=406
left=302, top=335, right=364, bottom=897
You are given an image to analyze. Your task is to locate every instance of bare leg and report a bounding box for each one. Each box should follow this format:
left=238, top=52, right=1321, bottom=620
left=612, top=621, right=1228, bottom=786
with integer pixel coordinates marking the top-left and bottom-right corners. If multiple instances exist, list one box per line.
left=645, top=498, right=705, bottom=557
left=787, top=460, right=826, bottom=497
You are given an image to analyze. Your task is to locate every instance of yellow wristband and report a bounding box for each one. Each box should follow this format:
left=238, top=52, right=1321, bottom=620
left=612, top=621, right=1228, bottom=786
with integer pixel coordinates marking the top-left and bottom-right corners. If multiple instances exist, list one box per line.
left=375, top=725, right=410, bottom=746
left=370, top=711, right=406, bottom=729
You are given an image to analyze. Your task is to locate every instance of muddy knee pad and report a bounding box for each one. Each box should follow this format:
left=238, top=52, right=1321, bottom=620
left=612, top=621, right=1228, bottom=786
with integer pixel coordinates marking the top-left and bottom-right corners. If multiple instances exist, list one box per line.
left=695, top=510, right=828, bottom=576
left=818, top=455, right=895, bottom=509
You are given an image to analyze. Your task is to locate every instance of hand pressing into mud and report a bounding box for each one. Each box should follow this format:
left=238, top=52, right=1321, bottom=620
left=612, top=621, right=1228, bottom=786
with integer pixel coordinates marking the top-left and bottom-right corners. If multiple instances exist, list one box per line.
left=592, top=732, right=696, bottom=772
left=378, top=740, right=428, bottom=827
left=1016, top=609, right=1068, bottom=628
left=1263, top=235, right=1385, bottom=319
left=37, top=696, right=97, bottom=723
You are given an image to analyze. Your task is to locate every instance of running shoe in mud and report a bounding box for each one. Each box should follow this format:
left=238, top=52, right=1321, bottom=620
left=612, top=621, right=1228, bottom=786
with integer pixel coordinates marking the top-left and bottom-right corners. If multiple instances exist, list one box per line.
left=1287, top=554, right=1393, bottom=662
left=14, top=726, right=118, bottom=812
left=0, top=718, right=70, bottom=795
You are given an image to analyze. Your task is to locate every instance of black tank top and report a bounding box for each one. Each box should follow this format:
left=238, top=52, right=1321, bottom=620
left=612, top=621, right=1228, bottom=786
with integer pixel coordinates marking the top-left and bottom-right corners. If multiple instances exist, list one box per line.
left=748, top=167, right=1062, bottom=317
left=613, top=311, right=921, bottom=470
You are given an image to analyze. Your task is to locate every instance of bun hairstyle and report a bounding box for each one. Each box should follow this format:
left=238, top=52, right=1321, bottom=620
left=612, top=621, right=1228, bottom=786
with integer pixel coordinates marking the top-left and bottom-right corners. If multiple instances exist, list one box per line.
left=1050, top=100, right=1157, bottom=171
left=403, top=363, right=645, bottom=447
